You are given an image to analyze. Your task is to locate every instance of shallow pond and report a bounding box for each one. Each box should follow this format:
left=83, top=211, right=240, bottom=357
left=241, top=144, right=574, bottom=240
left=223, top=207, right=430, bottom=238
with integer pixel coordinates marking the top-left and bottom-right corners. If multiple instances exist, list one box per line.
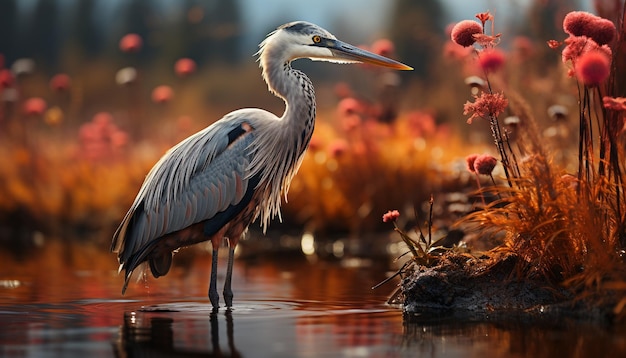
left=1, top=238, right=626, bottom=357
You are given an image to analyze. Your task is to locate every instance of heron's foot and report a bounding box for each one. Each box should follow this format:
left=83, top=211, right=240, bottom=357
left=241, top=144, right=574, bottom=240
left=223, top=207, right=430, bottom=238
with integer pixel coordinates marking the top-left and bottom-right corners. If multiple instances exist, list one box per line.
left=223, top=288, right=234, bottom=308
left=209, top=289, right=220, bottom=309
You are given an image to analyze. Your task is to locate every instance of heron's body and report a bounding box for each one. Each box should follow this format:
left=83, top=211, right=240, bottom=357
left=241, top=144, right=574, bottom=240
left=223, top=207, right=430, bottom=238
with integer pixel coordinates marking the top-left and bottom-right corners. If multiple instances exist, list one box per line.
left=111, top=21, right=411, bottom=308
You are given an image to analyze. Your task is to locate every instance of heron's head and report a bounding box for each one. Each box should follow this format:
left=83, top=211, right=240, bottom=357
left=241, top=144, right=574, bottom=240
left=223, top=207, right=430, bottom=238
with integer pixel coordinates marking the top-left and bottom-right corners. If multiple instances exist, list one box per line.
left=258, top=21, right=412, bottom=71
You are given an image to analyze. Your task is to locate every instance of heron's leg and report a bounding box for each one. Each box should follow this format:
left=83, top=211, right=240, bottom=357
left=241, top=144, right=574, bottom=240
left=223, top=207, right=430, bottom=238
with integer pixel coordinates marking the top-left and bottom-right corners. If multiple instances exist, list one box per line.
left=209, top=249, right=220, bottom=308
left=223, top=246, right=235, bottom=307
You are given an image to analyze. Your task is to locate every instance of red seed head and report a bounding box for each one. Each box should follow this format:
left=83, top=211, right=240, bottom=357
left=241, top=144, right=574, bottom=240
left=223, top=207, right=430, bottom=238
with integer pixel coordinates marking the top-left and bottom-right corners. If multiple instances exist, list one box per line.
left=563, top=11, right=616, bottom=45
left=49, top=73, right=71, bottom=92
left=174, top=58, right=197, bottom=77
left=563, top=11, right=597, bottom=37
left=119, top=33, right=143, bottom=53
left=466, top=153, right=480, bottom=173
left=586, top=18, right=616, bottom=45
left=151, top=85, right=174, bottom=104
left=451, top=20, right=483, bottom=47
left=474, top=154, right=498, bottom=175
left=382, top=210, right=400, bottom=223
left=23, top=97, right=47, bottom=116
left=478, top=48, right=506, bottom=72
left=575, top=50, right=610, bottom=86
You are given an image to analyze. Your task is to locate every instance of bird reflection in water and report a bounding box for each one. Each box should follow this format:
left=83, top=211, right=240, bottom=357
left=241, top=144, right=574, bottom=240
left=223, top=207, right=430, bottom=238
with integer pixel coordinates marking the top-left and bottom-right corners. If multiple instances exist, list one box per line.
left=114, top=309, right=240, bottom=357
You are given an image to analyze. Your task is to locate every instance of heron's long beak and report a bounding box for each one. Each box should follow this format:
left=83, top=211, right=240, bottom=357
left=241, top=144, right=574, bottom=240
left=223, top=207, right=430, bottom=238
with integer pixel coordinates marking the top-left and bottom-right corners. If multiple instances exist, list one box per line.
left=325, top=39, right=413, bottom=71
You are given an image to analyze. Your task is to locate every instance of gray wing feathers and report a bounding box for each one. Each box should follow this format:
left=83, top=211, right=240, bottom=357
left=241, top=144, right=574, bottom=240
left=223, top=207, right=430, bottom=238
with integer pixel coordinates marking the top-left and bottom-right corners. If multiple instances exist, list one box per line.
left=112, top=116, right=256, bottom=262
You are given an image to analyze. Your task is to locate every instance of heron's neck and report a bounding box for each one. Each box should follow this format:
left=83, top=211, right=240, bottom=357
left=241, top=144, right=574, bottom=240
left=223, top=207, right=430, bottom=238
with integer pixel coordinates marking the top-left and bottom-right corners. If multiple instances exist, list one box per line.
left=262, top=60, right=316, bottom=131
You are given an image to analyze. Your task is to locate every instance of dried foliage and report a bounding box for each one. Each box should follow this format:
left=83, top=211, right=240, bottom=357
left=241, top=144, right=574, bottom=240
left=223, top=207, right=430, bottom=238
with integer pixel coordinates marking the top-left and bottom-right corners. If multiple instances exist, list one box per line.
left=449, top=7, right=626, bottom=317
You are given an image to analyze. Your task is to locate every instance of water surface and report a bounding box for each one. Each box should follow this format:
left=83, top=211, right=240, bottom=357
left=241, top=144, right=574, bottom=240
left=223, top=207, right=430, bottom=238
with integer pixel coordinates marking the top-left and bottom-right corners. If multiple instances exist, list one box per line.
left=1, top=239, right=625, bottom=357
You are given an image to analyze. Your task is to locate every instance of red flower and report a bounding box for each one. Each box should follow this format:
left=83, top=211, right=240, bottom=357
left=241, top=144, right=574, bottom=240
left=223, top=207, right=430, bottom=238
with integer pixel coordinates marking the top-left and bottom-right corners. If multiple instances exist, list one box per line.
left=337, top=97, right=362, bottom=117
left=371, top=39, right=395, bottom=57
left=563, top=11, right=616, bottom=45
left=151, top=85, right=174, bottom=104
left=49, top=73, right=71, bottom=92
left=561, top=36, right=611, bottom=65
left=587, top=18, right=617, bottom=45
left=382, top=210, right=400, bottom=223
left=119, top=33, right=143, bottom=53
left=23, top=97, right=47, bottom=116
left=466, top=153, right=480, bottom=173
left=0, top=69, right=14, bottom=88
left=575, top=50, right=610, bottom=86
left=475, top=11, right=492, bottom=26
left=603, top=96, right=626, bottom=111
left=478, top=48, right=506, bottom=72
left=451, top=20, right=483, bottom=47
left=174, top=58, right=197, bottom=77
left=474, top=154, right=497, bottom=175
left=328, top=139, right=348, bottom=158
left=512, top=36, right=533, bottom=58
left=563, top=11, right=598, bottom=37
left=547, top=40, right=561, bottom=49
left=443, top=40, right=473, bottom=60
left=463, top=92, right=508, bottom=124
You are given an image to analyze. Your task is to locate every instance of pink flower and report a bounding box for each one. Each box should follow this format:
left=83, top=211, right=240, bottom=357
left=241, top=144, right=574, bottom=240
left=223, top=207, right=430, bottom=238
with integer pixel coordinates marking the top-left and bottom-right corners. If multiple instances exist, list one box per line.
left=563, top=11, right=616, bottom=46
left=463, top=92, right=508, bottom=124
left=466, top=153, right=480, bottom=173
left=475, top=11, right=492, bottom=26
left=478, top=48, right=506, bottom=72
left=474, top=154, right=498, bottom=175
left=587, top=18, right=617, bottom=45
left=563, top=11, right=598, bottom=37
left=382, top=210, right=400, bottom=223
left=0, top=69, right=13, bottom=88
left=442, top=40, right=473, bottom=60
left=119, top=33, right=143, bottom=53
left=603, top=96, right=626, bottom=111
left=174, top=58, right=197, bottom=77
left=512, top=36, right=534, bottom=60
left=562, top=36, right=611, bottom=65
left=575, top=50, right=610, bottom=86
left=49, top=73, right=71, bottom=92
left=337, top=97, right=363, bottom=117
left=547, top=40, right=561, bottom=49
left=451, top=20, right=483, bottom=47
left=371, top=39, right=395, bottom=57
left=328, top=139, right=348, bottom=158
left=23, top=97, right=47, bottom=116
left=151, top=85, right=174, bottom=104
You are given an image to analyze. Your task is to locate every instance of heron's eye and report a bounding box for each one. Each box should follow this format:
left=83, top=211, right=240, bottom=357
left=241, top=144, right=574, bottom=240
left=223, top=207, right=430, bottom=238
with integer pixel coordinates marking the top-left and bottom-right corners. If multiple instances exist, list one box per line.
left=312, top=35, right=321, bottom=44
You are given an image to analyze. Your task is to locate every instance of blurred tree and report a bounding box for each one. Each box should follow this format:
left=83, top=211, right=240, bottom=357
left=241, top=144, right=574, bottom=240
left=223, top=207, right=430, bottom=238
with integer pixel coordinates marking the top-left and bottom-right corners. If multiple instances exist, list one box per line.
left=0, top=0, right=18, bottom=64
left=70, top=0, right=103, bottom=59
left=389, top=0, right=446, bottom=80
left=190, top=0, right=243, bottom=64
left=22, top=0, right=61, bottom=69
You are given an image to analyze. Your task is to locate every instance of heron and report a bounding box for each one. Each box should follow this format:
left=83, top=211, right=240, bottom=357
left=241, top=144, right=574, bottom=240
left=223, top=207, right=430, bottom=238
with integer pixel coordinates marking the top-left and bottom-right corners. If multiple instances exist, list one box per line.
left=111, top=21, right=412, bottom=308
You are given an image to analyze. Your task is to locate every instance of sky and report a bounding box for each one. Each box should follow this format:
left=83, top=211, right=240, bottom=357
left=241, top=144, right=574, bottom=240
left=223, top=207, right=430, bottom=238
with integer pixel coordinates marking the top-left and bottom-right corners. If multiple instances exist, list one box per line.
left=13, top=0, right=591, bottom=50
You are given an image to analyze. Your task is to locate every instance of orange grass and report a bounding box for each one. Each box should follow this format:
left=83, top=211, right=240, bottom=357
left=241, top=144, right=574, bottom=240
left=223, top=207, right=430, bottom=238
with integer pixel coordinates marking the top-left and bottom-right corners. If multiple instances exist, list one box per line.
left=449, top=7, right=626, bottom=316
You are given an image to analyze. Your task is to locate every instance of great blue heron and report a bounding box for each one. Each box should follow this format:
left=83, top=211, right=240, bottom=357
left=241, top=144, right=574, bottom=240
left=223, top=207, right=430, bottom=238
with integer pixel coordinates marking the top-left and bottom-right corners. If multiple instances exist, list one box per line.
left=111, top=21, right=412, bottom=308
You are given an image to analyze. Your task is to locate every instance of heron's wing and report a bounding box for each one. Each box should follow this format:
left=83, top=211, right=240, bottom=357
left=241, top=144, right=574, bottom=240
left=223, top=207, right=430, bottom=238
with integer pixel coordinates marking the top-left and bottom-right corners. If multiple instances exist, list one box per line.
left=111, top=113, right=263, bottom=270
